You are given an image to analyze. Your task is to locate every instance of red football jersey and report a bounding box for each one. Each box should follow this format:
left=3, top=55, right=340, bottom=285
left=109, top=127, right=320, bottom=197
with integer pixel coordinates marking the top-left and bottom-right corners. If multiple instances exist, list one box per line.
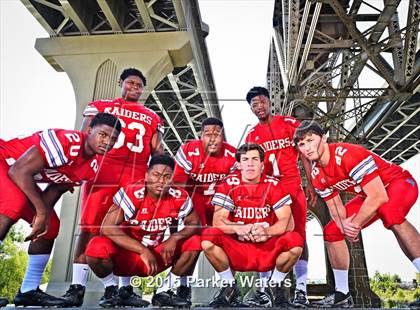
left=83, top=98, right=164, bottom=169
left=246, top=115, right=300, bottom=182
left=211, top=174, right=292, bottom=226
left=173, top=140, right=237, bottom=196
left=0, top=129, right=98, bottom=185
left=113, top=183, right=192, bottom=248
left=311, top=143, right=406, bottom=201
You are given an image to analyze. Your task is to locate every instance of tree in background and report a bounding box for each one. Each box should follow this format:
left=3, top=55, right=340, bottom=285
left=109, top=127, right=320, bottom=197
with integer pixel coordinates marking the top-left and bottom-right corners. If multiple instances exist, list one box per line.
left=370, top=271, right=420, bottom=308
left=0, top=225, right=51, bottom=301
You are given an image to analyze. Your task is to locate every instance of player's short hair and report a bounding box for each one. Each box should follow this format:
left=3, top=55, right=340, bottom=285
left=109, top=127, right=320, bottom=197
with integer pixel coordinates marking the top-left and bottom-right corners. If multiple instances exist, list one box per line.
left=148, top=154, right=175, bottom=171
left=201, top=117, right=224, bottom=130
left=293, top=120, right=325, bottom=144
left=235, top=143, right=265, bottom=162
left=89, top=113, right=122, bottom=134
left=120, top=68, right=147, bottom=86
left=246, top=86, right=270, bottom=104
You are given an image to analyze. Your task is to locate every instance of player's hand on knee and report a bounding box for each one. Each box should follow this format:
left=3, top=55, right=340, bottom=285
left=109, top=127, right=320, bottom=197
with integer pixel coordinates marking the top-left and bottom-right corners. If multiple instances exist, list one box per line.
left=342, top=214, right=360, bottom=241
left=25, top=213, right=49, bottom=241
left=160, top=238, right=177, bottom=266
left=140, top=248, right=158, bottom=276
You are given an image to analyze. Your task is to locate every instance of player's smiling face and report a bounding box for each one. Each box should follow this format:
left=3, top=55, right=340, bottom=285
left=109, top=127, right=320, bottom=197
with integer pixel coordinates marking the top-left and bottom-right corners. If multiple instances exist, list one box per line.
left=201, top=125, right=223, bottom=156
left=297, top=133, right=325, bottom=161
left=86, top=124, right=120, bottom=156
left=238, top=149, right=264, bottom=183
left=146, top=164, right=173, bottom=198
left=250, top=95, right=271, bottom=121
left=120, top=75, right=144, bottom=102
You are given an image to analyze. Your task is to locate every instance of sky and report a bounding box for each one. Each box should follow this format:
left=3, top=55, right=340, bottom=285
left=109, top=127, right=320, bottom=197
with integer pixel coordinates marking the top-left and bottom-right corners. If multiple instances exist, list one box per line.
left=1, top=0, right=419, bottom=281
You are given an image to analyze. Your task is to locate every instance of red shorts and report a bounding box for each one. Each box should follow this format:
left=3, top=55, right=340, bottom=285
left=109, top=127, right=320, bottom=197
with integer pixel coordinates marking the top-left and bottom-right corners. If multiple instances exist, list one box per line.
left=201, top=228, right=303, bottom=272
left=85, top=235, right=201, bottom=276
left=80, top=159, right=147, bottom=234
left=324, top=175, right=418, bottom=242
left=0, top=160, right=60, bottom=240
left=281, top=180, right=307, bottom=240
left=191, top=193, right=213, bottom=227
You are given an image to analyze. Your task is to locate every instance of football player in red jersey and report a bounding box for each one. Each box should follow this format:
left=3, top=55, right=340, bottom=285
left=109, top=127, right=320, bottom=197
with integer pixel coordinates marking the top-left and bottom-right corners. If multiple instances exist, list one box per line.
left=172, top=117, right=237, bottom=303
left=201, top=143, right=303, bottom=307
left=295, top=120, right=420, bottom=308
left=85, top=155, right=201, bottom=308
left=244, top=86, right=315, bottom=307
left=0, top=113, right=120, bottom=307
left=63, top=68, right=164, bottom=306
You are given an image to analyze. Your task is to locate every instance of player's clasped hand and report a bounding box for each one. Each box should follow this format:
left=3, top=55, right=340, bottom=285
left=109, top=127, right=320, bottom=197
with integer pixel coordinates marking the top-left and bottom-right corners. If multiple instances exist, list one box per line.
left=342, top=214, right=361, bottom=242
left=140, top=248, right=158, bottom=276
left=234, top=223, right=254, bottom=241
left=252, top=224, right=268, bottom=243
left=25, top=213, right=49, bottom=242
left=160, top=237, right=177, bottom=266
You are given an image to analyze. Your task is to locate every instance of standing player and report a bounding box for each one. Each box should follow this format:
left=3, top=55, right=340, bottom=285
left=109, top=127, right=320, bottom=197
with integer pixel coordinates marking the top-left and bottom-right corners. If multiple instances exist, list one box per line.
left=0, top=113, right=121, bottom=306
left=63, top=68, right=164, bottom=307
left=172, top=117, right=237, bottom=303
left=294, top=120, right=420, bottom=308
left=85, top=155, right=201, bottom=308
left=201, top=143, right=304, bottom=307
left=244, top=86, right=316, bottom=307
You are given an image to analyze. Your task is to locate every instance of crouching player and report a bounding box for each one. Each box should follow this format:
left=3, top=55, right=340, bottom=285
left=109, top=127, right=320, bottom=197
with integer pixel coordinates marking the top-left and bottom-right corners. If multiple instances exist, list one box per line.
left=295, top=120, right=420, bottom=308
left=0, top=113, right=120, bottom=306
left=85, top=155, right=201, bottom=308
left=201, top=143, right=303, bottom=307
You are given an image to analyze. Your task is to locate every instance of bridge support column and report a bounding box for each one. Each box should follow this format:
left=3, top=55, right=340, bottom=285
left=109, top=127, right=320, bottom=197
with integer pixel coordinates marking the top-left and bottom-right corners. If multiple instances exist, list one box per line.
left=35, top=32, right=193, bottom=306
left=308, top=193, right=380, bottom=308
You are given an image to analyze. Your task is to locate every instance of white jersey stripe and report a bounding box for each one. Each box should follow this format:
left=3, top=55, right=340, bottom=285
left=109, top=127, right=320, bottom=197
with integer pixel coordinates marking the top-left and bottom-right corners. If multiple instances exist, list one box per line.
left=178, top=197, right=193, bottom=219
left=113, top=188, right=136, bottom=219
left=315, top=187, right=334, bottom=198
left=39, top=130, right=68, bottom=167
left=83, top=105, right=99, bottom=117
left=213, top=193, right=235, bottom=206
left=272, top=194, right=292, bottom=210
left=174, top=148, right=193, bottom=173
left=350, top=155, right=378, bottom=184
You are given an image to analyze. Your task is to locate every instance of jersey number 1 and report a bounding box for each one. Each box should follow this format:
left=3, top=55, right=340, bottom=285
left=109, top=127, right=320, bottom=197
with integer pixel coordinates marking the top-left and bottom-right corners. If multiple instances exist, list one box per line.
left=268, top=153, right=280, bottom=177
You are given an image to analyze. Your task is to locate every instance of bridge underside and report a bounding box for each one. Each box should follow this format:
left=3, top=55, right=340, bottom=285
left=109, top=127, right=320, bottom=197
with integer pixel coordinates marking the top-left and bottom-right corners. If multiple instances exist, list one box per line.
left=268, top=0, right=420, bottom=164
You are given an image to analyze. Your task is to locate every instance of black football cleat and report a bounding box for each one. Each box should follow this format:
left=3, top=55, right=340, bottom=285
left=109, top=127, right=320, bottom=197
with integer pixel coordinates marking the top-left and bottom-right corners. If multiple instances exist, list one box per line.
left=311, top=291, right=354, bottom=308
left=14, top=288, right=66, bottom=307
left=0, top=297, right=8, bottom=307
left=244, top=289, right=272, bottom=307
left=62, top=284, right=85, bottom=307
left=268, top=282, right=291, bottom=308
left=118, top=285, right=149, bottom=307
left=99, top=285, right=118, bottom=308
left=208, top=282, right=243, bottom=308
left=152, top=290, right=190, bottom=308
left=292, top=289, right=309, bottom=308
left=176, top=285, right=192, bottom=306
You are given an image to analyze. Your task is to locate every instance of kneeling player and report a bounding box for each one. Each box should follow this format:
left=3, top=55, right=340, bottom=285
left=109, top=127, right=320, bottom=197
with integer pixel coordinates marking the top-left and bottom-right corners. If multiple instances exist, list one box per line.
left=0, top=113, right=120, bottom=307
left=295, top=120, right=420, bottom=308
left=201, top=143, right=303, bottom=307
left=85, top=155, right=201, bottom=308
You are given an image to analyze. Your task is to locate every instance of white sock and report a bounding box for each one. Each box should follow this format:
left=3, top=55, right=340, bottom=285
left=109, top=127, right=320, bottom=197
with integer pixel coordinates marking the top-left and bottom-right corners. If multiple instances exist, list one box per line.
left=412, top=257, right=420, bottom=272
left=100, top=273, right=117, bottom=288
left=270, top=269, right=288, bottom=284
left=333, top=269, right=349, bottom=294
left=119, top=276, right=131, bottom=288
left=157, top=272, right=179, bottom=294
left=218, top=268, right=235, bottom=285
left=294, top=260, right=308, bottom=292
left=180, top=276, right=188, bottom=286
left=259, top=271, right=272, bottom=292
left=72, top=263, right=89, bottom=286
left=21, top=254, right=50, bottom=293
